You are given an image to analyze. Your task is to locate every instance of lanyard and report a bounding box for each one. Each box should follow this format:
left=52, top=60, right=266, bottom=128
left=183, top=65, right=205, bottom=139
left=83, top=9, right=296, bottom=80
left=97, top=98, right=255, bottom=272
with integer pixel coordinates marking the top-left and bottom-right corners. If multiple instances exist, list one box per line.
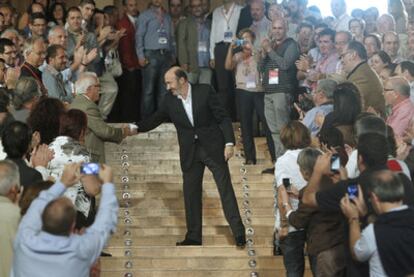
left=221, top=3, right=235, bottom=30
left=153, top=8, right=165, bottom=28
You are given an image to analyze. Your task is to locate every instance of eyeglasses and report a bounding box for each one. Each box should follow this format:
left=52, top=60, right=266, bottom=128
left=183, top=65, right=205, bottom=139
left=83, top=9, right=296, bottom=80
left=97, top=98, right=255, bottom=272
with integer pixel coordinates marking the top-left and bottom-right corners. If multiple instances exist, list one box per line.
left=383, top=88, right=394, bottom=93
left=340, top=51, right=354, bottom=60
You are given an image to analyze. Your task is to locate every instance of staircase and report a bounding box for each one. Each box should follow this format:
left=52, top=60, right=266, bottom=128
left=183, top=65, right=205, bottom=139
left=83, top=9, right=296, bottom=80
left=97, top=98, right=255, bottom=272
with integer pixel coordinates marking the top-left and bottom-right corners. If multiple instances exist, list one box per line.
left=100, top=123, right=309, bottom=277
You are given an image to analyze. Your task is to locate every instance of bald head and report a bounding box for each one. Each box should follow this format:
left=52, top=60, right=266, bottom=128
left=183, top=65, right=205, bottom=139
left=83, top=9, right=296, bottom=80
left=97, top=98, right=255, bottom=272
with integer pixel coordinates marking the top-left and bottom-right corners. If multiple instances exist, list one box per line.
left=42, top=197, right=76, bottom=236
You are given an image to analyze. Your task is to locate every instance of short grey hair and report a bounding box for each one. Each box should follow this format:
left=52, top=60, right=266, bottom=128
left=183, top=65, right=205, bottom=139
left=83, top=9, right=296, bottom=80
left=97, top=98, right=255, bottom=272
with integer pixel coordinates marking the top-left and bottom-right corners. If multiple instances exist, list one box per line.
left=317, top=79, right=337, bottom=99
left=47, top=25, right=67, bottom=39
left=13, top=77, right=40, bottom=110
left=23, top=37, right=45, bottom=59
left=369, top=170, right=404, bottom=202
left=389, top=76, right=411, bottom=98
left=0, top=28, right=19, bottom=38
left=75, top=72, right=98, bottom=94
left=0, top=160, right=20, bottom=195
left=297, top=147, right=323, bottom=174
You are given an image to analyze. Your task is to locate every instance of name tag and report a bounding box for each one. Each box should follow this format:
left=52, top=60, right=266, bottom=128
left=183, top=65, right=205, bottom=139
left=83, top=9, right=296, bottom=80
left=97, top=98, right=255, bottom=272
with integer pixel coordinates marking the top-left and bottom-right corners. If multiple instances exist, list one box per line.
left=198, top=41, right=208, bottom=52
left=268, top=69, right=279, bottom=85
left=224, top=31, right=233, bottom=43
left=158, top=30, right=168, bottom=45
left=246, top=74, right=256, bottom=89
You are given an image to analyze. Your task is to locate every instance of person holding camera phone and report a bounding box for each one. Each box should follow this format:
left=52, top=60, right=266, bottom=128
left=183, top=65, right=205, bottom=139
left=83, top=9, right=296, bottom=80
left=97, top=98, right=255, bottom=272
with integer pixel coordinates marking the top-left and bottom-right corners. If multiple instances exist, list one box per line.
left=224, top=28, right=275, bottom=165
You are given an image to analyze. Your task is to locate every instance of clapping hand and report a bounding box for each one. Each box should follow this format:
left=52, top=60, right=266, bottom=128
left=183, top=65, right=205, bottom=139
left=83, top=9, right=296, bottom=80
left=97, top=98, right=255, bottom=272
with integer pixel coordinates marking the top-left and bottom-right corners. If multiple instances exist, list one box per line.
left=61, top=163, right=81, bottom=187
left=31, top=144, right=54, bottom=167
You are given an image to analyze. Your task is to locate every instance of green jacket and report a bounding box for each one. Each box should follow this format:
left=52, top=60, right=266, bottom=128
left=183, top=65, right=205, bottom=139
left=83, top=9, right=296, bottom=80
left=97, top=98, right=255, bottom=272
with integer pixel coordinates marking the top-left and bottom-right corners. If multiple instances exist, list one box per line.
left=70, top=95, right=123, bottom=163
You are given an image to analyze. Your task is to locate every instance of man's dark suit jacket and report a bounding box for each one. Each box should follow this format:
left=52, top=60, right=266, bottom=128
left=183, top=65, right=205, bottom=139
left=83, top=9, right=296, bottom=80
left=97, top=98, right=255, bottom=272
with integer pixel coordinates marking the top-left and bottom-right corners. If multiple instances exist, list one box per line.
left=138, top=84, right=235, bottom=171
left=8, top=158, right=42, bottom=188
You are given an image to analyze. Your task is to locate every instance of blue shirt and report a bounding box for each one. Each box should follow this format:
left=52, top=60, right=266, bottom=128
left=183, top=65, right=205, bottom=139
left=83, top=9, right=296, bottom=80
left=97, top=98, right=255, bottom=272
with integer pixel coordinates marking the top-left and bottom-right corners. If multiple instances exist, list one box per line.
left=136, top=7, right=175, bottom=59
left=303, top=103, right=333, bottom=136
left=197, top=18, right=211, bottom=68
left=11, top=182, right=119, bottom=277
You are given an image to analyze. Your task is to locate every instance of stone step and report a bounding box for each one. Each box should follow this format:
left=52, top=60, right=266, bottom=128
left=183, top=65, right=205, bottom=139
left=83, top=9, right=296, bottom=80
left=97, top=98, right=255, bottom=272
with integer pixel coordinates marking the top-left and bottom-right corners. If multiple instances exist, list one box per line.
left=116, top=189, right=274, bottom=200
left=101, top=269, right=312, bottom=277
left=100, top=256, right=279, bottom=270
left=108, top=234, right=273, bottom=247
left=118, top=197, right=275, bottom=209
left=104, top=246, right=274, bottom=258
left=116, top=181, right=273, bottom=191
left=118, top=207, right=273, bottom=217
left=116, top=215, right=274, bottom=228
left=113, top=226, right=274, bottom=237
left=113, top=174, right=275, bottom=183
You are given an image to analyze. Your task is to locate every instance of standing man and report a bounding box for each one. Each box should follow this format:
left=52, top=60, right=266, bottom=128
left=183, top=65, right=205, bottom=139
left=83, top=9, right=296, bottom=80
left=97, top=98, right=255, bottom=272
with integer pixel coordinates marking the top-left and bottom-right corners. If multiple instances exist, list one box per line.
left=249, top=0, right=270, bottom=49
left=136, top=0, right=175, bottom=119
left=383, top=31, right=403, bottom=63
left=210, top=0, right=242, bottom=117
left=260, top=18, right=300, bottom=164
left=116, top=0, right=141, bottom=122
left=176, top=0, right=212, bottom=85
left=331, top=0, right=351, bottom=31
left=169, top=0, right=184, bottom=30
left=138, top=67, right=246, bottom=247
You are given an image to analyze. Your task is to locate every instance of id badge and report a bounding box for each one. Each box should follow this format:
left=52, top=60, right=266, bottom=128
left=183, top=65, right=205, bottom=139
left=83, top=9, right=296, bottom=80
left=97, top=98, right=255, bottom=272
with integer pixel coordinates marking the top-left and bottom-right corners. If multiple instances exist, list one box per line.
left=198, top=41, right=208, bottom=52
left=246, top=74, right=256, bottom=89
left=268, top=69, right=279, bottom=85
left=224, top=31, right=233, bottom=43
left=158, top=30, right=168, bottom=45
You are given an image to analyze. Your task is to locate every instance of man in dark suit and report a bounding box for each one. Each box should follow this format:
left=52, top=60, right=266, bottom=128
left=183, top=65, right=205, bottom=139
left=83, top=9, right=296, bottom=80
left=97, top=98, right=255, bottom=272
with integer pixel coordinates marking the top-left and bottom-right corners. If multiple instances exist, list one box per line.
left=138, top=66, right=246, bottom=247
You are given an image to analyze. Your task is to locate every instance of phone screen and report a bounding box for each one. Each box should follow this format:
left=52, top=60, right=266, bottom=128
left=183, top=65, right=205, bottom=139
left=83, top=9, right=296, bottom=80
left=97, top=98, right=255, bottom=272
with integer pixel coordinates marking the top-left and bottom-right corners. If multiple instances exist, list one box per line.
left=347, top=184, right=358, bottom=200
left=80, top=163, right=100, bottom=175
left=282, top=178, right=291, bottom=189
left=331, top=154, right=340, bottom=172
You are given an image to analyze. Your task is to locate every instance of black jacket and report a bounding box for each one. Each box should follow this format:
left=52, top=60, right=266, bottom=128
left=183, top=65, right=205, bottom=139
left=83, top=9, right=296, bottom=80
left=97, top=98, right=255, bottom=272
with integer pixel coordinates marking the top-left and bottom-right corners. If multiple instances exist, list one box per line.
left=138, top=84, right=235, bottom=171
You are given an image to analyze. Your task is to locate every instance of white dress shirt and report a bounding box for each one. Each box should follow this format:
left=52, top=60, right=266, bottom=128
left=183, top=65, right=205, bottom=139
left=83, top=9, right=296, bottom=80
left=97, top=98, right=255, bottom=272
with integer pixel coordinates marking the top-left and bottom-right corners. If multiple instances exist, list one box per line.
left=209, top=3, right=242, bottom=59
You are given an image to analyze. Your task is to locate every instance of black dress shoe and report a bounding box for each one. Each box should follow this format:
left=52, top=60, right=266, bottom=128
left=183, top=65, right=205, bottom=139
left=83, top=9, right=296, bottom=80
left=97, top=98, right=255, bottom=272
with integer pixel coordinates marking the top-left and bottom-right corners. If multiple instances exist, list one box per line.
left=261, top=167, right=275, bottom=174
left=235, top=235, right=246, bottom=248
left=176, top=239, right=202, bottom=246
left=100, top=251, right=112, bottom=257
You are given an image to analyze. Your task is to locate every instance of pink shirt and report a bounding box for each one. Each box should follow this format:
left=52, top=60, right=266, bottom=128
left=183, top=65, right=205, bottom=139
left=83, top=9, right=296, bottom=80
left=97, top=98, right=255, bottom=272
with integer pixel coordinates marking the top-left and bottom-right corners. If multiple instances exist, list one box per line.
left=386, top=98, right=414, bottom=137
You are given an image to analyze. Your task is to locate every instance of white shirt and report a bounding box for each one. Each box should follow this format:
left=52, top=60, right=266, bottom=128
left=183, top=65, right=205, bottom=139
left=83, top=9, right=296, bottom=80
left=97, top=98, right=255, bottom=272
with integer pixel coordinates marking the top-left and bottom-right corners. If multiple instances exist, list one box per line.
left=346, top=149, right=360, bottom=179
left=209, top=3, right=242, bottom=59
left=334, top=13, right=352, bottom=32
left=354, top=205, right=409, bottom=277
left=177, top=84, right=194, bottom=126
left=274, top=149, right=307, bottom=233
left=410, top=81, right=414, bottom=104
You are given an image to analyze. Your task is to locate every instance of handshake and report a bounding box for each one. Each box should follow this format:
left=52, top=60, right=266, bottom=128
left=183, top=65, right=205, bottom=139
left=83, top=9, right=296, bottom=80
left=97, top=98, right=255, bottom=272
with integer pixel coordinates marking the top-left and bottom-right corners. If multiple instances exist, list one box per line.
left=122, top=123, right=138, bottom=138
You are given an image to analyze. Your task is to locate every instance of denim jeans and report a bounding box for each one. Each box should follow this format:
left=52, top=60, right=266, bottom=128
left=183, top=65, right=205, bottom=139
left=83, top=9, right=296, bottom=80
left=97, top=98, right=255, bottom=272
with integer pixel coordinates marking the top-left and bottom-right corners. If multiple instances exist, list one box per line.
left=280, top=230, right=306, bottom=277
left=141, top=50, right=170, bottom=119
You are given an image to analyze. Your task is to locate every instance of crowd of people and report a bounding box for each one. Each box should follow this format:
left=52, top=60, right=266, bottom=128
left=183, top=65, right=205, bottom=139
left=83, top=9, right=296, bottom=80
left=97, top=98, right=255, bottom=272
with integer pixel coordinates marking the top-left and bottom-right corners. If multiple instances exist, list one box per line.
left=0, top=0, right=413, bottom=276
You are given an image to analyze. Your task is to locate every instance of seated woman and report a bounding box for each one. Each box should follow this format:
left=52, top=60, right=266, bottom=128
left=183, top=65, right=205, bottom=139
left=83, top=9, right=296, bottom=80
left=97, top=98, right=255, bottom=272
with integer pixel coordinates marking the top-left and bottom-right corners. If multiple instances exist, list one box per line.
left=224, top=28, right=275, bottom=165
left=320, top=82, right=362, bottom=147
left=48, top=109, right=99, bottom=229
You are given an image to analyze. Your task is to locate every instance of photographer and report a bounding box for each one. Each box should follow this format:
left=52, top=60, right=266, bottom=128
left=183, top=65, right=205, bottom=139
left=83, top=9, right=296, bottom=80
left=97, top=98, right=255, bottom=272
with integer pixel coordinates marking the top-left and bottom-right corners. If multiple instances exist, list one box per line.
left=302, top=133, right=414, bottom=276
left=224, top=28, right=275, bottom=165
left=340, top=170, right=414, bottom=277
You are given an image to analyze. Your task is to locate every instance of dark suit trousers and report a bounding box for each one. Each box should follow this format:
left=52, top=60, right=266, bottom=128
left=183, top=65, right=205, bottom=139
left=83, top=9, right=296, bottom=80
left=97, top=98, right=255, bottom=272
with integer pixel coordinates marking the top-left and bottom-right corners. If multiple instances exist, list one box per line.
left=182, top=142, right=244, bottom=242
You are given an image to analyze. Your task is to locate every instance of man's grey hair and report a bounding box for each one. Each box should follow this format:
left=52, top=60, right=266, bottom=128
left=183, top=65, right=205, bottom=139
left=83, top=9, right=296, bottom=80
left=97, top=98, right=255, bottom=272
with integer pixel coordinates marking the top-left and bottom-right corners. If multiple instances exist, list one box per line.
left=335, top=31, right=353, bottom=43
left=75, top=72, right=98, bottom=94
left=47, top=25, right=67, bottom=40
left=389, top=76, right=411, bottom=98
left=297, top=147, right=323, bottom=174
left=0, top=28, right=19, bottom=38
left=369, top=170, right=404, bottom=202
left=317, top=78, right=337, bottom=99
left=354, top=114, right=387, bottom=139
left=13, top=77, right=41, bottom=110
left=0, top=160, right=20, bottom=195
left=23, top=37, right=44, bottom=59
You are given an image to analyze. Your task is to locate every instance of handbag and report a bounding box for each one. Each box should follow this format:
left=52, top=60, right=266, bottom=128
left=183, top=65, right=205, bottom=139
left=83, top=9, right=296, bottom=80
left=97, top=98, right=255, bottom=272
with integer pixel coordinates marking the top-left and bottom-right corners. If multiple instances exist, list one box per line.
left=105, top=49, right=123, bottom=77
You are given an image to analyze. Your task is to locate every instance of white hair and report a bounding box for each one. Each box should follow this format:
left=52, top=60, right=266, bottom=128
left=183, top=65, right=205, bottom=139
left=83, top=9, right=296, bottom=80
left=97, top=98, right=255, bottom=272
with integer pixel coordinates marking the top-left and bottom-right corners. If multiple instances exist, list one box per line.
left=47, top=25, right=67, bottom=39
left=0, top=160, right=20, bottom=195
left=23, top=37, right=44, bottom=59
left=75, top=72, right=98, bottom=94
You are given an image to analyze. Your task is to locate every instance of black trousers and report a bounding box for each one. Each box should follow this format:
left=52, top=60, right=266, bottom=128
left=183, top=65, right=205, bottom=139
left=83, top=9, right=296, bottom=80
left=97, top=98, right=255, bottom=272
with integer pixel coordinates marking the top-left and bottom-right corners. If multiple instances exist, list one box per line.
left=182, top=142, right=245, bottom=242
left=236, top=89, right=276, bottom=163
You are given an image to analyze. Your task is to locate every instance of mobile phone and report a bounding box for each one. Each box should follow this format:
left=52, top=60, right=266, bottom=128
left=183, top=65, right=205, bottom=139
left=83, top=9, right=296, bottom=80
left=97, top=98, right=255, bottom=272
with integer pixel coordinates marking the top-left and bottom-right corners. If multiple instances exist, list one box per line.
left=235, top=39, right=245, bottom=47
left=347, top=184, right=358, bottom=200
left=282, top=178, right=291, bottom=189
left=330, top=154, right=340, bottom=172
left=80, top=163, right=100, bottom=175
